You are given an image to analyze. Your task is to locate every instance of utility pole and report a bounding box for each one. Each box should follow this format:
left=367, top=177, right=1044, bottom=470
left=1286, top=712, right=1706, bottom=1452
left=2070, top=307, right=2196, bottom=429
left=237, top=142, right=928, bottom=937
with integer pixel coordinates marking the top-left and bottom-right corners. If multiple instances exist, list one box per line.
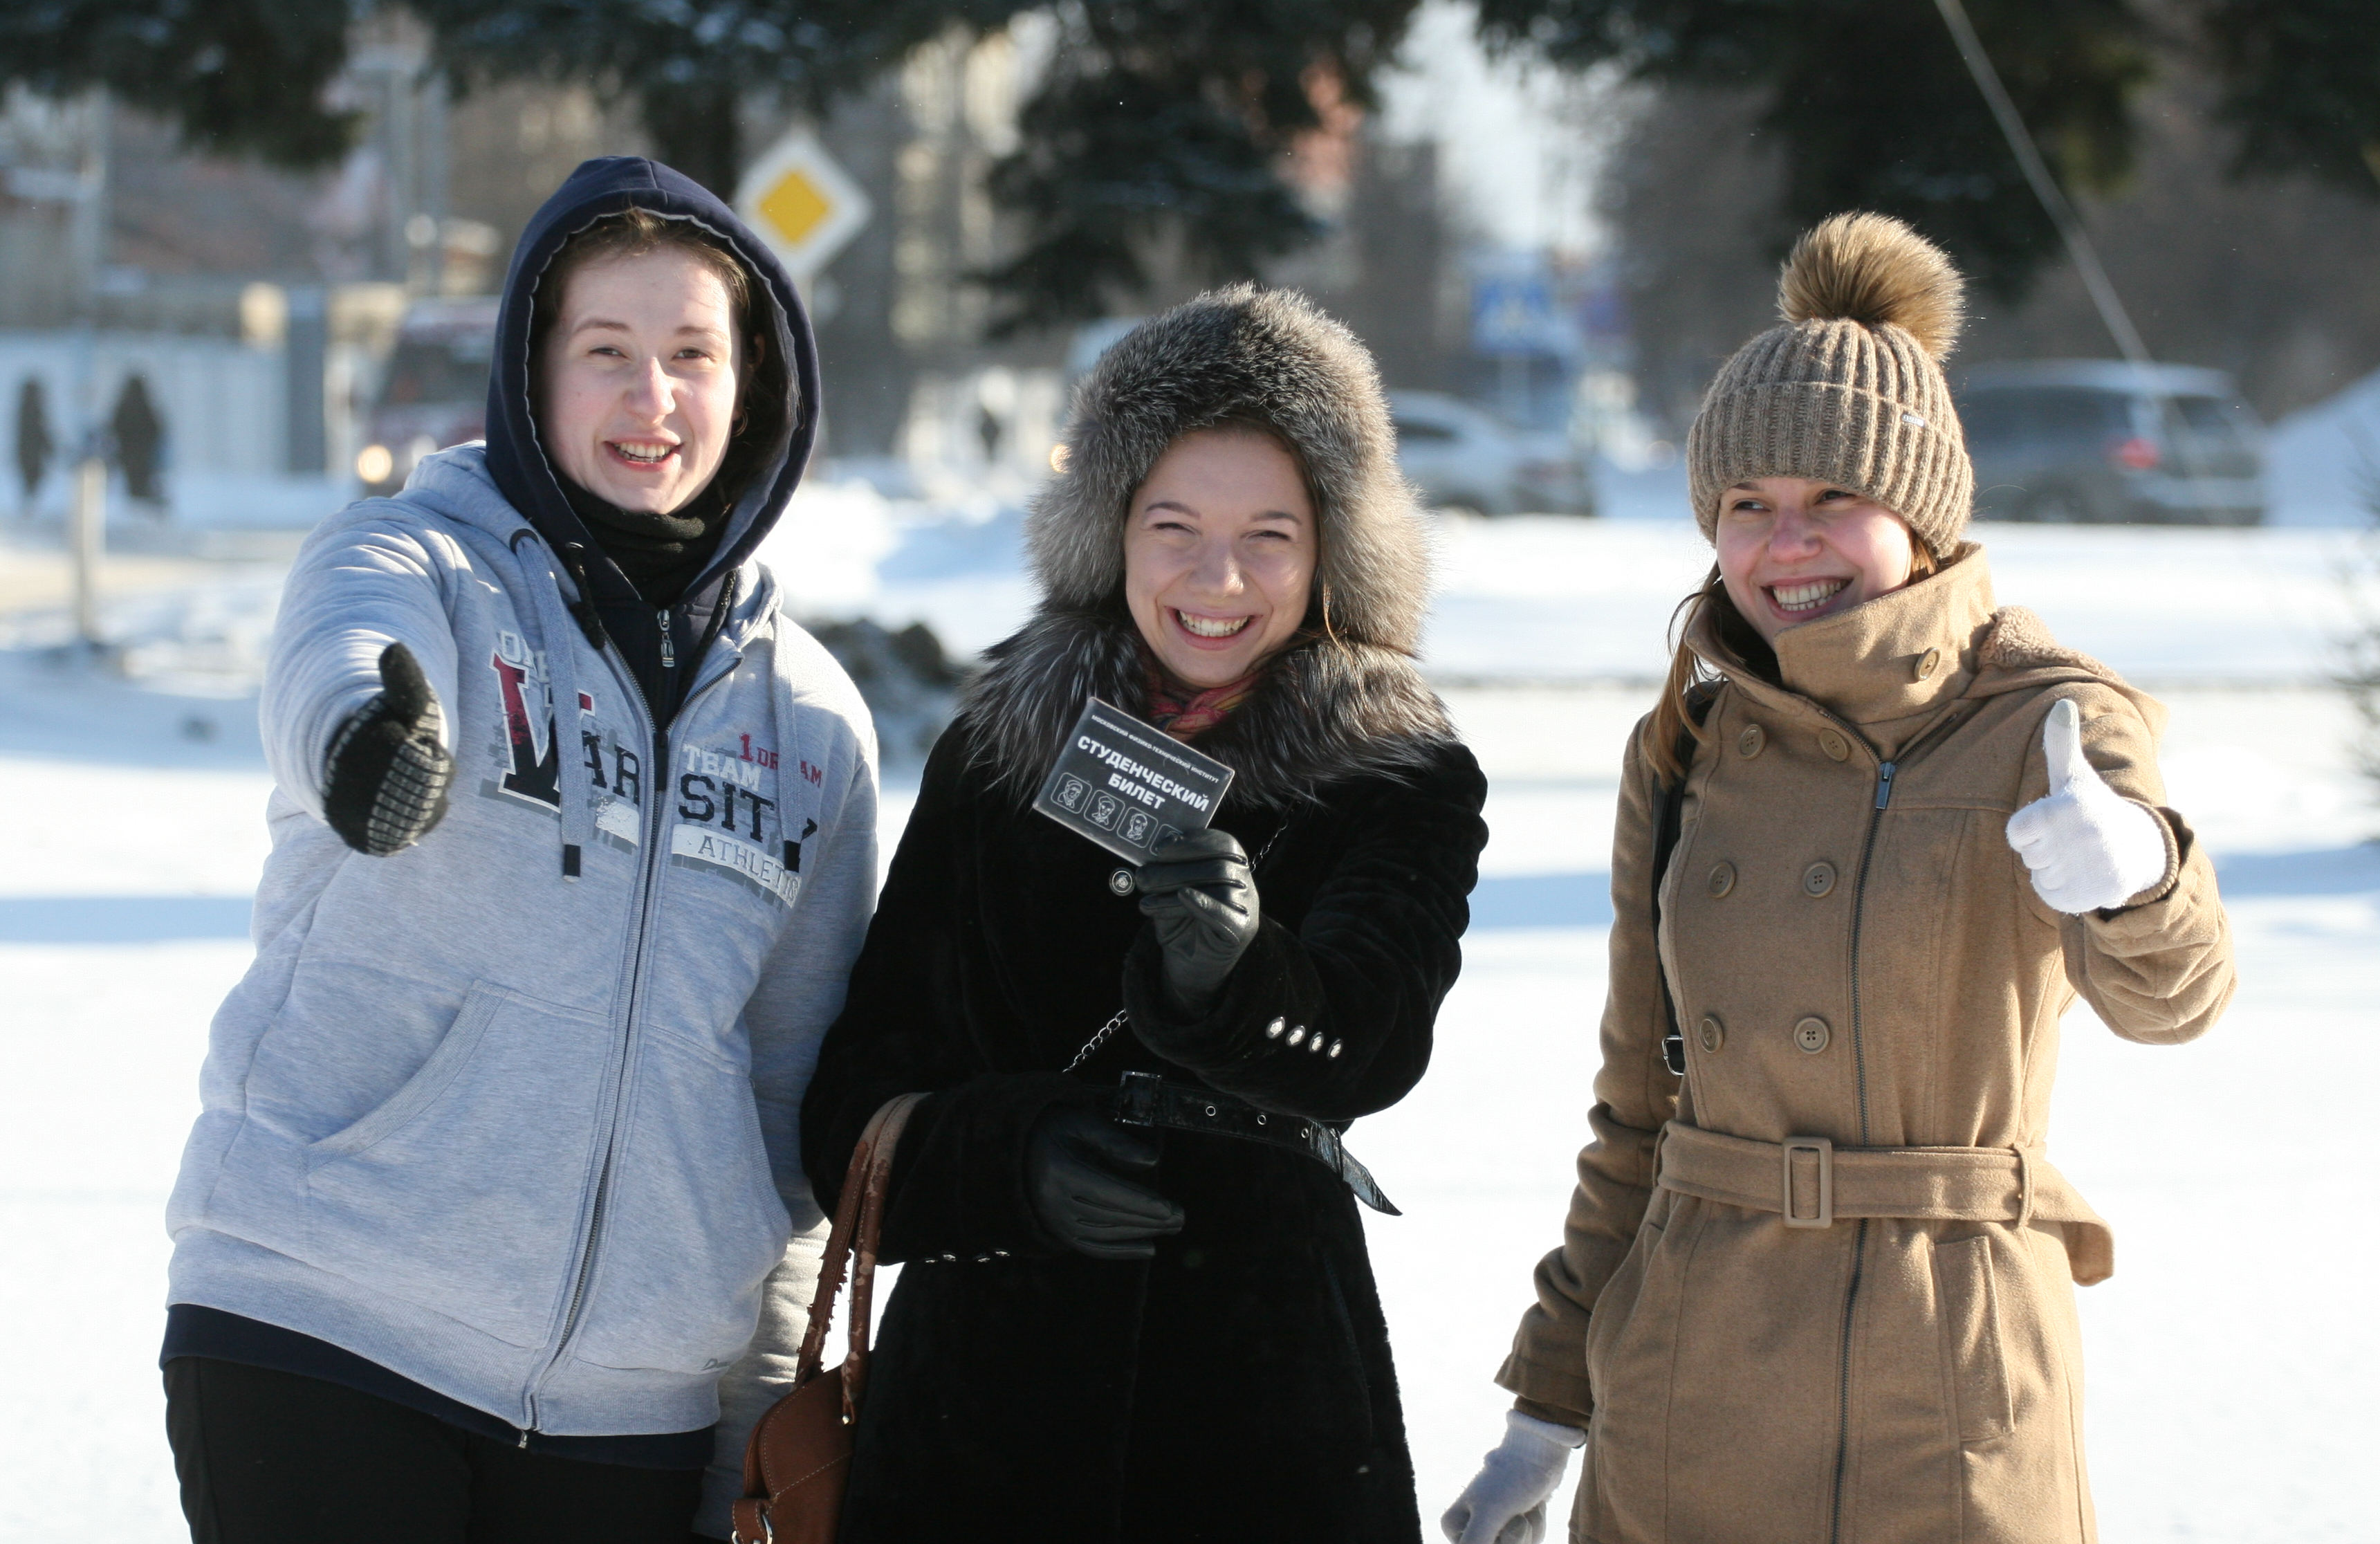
left=70, top=436, right=104, bottom=650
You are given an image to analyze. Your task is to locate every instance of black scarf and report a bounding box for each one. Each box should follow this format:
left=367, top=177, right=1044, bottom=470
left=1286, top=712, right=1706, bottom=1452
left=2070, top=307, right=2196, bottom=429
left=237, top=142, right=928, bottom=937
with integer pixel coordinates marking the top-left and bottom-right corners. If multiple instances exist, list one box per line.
left=558, top=475, right=731, bottom=608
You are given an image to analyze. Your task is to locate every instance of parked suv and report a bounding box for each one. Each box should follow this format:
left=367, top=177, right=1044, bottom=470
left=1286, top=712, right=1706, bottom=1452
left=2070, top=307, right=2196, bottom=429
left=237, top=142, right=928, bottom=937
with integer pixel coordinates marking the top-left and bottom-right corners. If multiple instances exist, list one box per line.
left=1388, top=391, right=1594, bottom=516
left=1955, top=360, right=2267, bottom=526
left=356, top=297, right=499, bottom=495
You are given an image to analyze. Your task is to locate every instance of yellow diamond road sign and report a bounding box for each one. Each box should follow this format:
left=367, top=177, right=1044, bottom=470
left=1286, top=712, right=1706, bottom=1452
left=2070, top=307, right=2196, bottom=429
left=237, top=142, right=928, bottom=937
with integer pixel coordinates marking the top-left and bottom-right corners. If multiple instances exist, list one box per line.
left=735, top=129, right=871, bottom=279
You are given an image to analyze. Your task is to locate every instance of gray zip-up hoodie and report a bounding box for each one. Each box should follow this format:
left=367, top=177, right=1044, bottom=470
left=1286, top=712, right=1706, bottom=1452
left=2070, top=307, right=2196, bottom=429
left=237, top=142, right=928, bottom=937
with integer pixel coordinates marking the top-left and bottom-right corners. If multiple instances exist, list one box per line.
left=165, top=161, right=875, bottom=1523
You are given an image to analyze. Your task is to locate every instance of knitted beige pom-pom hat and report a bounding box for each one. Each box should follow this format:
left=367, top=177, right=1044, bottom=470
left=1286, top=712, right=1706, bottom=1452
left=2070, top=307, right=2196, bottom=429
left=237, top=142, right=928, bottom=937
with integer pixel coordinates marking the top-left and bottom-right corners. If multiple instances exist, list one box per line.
left=1686, top=212, right=1974, bottom=557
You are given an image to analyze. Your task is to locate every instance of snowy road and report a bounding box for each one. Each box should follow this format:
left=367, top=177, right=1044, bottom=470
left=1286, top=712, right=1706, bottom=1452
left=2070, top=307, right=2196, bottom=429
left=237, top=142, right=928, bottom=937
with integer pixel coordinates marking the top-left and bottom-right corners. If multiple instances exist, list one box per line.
left=2, top=520, right=2375, bottom=1538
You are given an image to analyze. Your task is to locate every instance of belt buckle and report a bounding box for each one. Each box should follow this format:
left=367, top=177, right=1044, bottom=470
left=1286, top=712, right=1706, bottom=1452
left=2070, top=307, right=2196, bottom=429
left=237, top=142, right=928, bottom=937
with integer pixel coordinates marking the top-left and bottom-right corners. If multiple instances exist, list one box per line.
left=1115, top=1069, right=1162, bottom=1125
left=1780, top=1135, right=1834, bottom=1229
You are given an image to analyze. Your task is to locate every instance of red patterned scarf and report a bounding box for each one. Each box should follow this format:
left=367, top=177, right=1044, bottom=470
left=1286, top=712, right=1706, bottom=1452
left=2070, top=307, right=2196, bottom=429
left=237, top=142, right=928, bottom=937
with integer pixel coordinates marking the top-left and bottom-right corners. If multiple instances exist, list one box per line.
left=1145, top=667, right=1262, bottom=741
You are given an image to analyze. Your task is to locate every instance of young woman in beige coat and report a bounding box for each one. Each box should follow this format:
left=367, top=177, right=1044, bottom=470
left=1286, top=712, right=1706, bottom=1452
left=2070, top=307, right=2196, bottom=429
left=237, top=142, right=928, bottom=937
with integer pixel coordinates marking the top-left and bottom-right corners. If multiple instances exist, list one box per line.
left=1443, top=214, right=2236, bottom=1544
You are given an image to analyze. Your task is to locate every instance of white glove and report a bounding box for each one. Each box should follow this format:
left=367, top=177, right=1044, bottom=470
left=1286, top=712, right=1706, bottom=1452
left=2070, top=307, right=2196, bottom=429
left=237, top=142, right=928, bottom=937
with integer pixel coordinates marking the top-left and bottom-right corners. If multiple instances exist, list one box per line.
left=2004, top=698, right=2168, bottom=914
left=1441, top=1410, right=1585, bottom=1544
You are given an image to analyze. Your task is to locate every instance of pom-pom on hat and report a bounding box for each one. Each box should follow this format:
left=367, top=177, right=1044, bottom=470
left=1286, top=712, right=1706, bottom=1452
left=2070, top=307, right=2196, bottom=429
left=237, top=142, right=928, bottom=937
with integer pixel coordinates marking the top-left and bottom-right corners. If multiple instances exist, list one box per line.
left=1686, top=212, right=1975, bottom=557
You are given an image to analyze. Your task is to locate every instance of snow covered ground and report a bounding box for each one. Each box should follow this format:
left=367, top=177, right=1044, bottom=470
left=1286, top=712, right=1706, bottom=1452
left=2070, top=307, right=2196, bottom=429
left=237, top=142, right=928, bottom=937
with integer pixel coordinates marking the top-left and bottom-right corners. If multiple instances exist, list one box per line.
left=1, top=508, right=2374, bottom=1538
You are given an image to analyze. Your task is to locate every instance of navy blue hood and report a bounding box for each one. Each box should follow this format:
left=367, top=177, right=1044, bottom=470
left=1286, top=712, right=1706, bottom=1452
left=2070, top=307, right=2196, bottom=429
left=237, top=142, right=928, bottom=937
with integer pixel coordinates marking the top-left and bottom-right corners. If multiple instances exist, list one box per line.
left=483, top=156, right=820, bottom=602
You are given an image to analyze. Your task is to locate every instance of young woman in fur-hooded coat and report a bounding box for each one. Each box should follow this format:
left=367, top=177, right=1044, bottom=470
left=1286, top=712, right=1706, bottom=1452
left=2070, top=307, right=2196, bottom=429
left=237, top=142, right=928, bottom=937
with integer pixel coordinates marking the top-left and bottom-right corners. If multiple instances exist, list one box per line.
left=792, top=286, right=1486, bottom=1542
left=1442, top=217, right=2234, bottom=1544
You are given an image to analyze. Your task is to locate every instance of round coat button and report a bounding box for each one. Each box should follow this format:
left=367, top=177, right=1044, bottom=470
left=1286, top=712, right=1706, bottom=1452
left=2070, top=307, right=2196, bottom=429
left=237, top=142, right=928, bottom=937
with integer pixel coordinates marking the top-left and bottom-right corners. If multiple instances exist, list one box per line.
left=1802, top=862, right=1836, bottom=897
left=1698, top=1015, right=1724, bottom=1053
left=1708, top=862, right=1737, bottom=899
left=1737, top=724, right=1765, bottom=758
left=1109, top=869, right=1136, bottom=896
left=1818, top=729, right=1850, bottom=762
left=1794, top=1016, right=1831, bottom=1054
left=1916, top=647, right=1943, bottom=681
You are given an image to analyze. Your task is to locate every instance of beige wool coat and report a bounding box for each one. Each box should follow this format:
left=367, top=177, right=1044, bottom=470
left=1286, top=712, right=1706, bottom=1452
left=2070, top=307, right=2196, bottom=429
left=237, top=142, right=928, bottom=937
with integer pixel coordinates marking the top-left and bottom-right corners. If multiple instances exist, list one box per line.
left=1497, top=547, right=2235, bottom=1544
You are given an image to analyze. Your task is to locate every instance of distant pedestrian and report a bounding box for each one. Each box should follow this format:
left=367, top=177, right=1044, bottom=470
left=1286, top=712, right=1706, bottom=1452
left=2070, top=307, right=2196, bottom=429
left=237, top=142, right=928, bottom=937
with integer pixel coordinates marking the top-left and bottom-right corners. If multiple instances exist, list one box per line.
left=111, top=372, right=166, bottom=511
left=1444, top=214, right=2237, bottom=1544
left=14, top=376, right=52, bottom=515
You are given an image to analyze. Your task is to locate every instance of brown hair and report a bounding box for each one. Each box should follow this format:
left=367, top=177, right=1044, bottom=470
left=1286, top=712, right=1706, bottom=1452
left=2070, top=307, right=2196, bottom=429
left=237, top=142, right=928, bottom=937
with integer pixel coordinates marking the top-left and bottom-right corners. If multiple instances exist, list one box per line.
left=533, top=207, right=755, bottom=368
left=1645, top=535, right=1939, bottom=785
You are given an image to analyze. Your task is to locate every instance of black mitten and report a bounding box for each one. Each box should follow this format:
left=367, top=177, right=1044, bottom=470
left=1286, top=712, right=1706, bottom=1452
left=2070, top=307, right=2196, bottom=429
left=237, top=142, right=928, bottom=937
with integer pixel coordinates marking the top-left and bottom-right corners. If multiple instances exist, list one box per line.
left=1024, top=1105, right=1183, bottom=1260
left=323, top=642, right=454, bottom=856
left=1134, top=828, right=1259, bottom=1017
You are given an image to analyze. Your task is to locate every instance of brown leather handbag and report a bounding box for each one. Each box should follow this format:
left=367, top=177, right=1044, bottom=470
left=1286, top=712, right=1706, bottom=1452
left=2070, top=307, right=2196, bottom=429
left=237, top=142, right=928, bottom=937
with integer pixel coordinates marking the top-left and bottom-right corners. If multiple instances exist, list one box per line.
left=729, top=1092, right=925, bottom=1544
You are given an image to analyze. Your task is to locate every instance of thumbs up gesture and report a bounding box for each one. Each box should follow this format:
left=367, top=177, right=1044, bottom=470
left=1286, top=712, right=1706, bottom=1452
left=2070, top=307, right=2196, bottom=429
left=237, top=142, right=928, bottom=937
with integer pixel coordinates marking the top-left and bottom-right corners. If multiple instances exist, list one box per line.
left=2004, top=699, right=2169, bottom=914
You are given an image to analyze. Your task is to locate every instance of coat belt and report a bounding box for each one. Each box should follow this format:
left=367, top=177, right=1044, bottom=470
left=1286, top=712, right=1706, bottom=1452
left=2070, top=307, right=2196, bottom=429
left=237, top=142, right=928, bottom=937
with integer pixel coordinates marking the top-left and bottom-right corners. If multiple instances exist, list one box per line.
left=1110, top=1070, right=1399, bottom=1215
left=1652, top=1120, right=2113, bottom=1285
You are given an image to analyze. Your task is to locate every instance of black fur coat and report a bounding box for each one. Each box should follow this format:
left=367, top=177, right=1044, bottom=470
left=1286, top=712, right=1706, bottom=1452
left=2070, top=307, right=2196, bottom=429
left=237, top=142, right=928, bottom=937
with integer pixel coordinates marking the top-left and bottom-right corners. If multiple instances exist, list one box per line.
left=800, top=634, right=1485, bottom=1544
left=800, top=285, right=1485, bottom=1542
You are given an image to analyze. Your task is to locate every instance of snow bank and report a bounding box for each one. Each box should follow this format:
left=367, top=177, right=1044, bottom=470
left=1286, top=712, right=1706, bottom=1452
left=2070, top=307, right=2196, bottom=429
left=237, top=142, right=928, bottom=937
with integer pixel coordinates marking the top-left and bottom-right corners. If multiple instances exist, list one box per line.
left=2269, top=367, right=2380, bottom=527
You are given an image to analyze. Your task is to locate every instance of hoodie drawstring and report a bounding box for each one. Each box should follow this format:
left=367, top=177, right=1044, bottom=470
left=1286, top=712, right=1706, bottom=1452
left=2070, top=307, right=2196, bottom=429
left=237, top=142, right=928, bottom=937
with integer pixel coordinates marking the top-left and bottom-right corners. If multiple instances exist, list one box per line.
left=555, top=543, right=611, bottom=654
left=766, top=618, right=804, bottom=891
left=520, top=535, right=599, bottom=880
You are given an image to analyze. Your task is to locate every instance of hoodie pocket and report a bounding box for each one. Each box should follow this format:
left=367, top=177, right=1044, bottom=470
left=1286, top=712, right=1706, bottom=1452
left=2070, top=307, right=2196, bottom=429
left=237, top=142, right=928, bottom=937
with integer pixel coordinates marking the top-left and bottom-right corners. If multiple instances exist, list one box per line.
left=567, top=1031, right=790, bottom=1375
left=306, top=980, right=611, bottom=1349
left=1935, top=1232, right=2014, bottom=1444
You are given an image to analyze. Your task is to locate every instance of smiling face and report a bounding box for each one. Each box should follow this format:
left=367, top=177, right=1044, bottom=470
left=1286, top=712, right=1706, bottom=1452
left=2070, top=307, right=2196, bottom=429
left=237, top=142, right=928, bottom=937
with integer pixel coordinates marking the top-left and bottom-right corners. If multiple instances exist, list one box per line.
left=1715, top=476, right=1923, bottom=642
left=537, top=246, right=741, bottom=514
left=1123, top=427, right=1318, bottom=689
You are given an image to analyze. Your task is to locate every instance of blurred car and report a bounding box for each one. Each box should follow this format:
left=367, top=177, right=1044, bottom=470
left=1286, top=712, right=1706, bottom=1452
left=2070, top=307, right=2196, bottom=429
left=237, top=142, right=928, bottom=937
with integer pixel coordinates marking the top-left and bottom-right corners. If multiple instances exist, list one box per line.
left=1388, top=390, right=1595, bottom=516
left=1956, top=360, right=2267, bottom=526
left=356, top=296, right=499, bottom=495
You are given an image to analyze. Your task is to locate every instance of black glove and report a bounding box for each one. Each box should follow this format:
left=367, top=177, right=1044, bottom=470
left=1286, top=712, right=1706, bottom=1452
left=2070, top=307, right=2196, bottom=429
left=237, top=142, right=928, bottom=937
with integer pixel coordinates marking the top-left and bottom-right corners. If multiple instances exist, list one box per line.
left=1134, top=828, right=1259, bottom=1017
left=323, top=642, right=454, bottom=856
left=1024, top=1105, right=1183, bottom=1260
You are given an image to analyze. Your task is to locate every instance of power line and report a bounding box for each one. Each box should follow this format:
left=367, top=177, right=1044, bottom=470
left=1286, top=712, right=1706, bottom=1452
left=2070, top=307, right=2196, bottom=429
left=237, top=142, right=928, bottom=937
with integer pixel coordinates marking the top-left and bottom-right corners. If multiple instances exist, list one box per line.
left=1930, top=0, right=2217, bottom=494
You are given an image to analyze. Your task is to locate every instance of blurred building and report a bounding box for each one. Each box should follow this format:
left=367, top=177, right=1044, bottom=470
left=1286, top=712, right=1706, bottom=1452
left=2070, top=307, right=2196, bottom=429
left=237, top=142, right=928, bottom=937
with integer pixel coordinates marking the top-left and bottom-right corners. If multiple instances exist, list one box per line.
left=0, top=11, right=1535, bottom=519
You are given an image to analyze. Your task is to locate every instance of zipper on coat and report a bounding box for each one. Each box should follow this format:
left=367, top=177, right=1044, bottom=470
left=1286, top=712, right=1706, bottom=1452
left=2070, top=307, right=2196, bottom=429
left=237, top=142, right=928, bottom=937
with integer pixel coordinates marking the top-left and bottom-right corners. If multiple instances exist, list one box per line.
left=522, top=619, right=743, bottom=1431
left=658, top=607, right=674, bottom=670
left=1828, top=708, right=1961, bottom=1543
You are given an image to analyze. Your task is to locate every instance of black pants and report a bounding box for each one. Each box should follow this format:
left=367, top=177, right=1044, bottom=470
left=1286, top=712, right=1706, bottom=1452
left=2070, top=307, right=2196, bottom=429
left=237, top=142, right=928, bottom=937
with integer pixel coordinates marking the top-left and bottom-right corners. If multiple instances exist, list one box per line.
left=164, top=1358, right=706, bottom=1544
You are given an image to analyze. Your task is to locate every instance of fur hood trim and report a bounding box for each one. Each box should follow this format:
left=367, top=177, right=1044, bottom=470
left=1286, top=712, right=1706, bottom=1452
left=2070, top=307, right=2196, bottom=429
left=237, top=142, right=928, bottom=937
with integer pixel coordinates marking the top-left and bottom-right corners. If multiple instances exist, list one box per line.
left=959, top=607, right=1454, bottom=810
left=1029, top=284, right=1435, bottom=653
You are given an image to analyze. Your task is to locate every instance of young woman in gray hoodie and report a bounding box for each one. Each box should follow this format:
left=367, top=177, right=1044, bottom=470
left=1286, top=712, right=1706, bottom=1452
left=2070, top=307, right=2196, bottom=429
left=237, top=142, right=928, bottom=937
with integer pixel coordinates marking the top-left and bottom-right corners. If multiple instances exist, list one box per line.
left=160, top=158, right=877, bottom=1544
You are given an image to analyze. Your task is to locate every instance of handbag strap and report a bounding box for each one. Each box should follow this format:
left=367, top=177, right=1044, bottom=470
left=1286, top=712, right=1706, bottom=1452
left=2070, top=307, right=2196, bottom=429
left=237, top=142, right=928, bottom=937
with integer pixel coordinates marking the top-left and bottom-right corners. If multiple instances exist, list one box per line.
left=792, top=1092, right=927, bottom=1406
left=1652, top=682, right=1719, bottom=1078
